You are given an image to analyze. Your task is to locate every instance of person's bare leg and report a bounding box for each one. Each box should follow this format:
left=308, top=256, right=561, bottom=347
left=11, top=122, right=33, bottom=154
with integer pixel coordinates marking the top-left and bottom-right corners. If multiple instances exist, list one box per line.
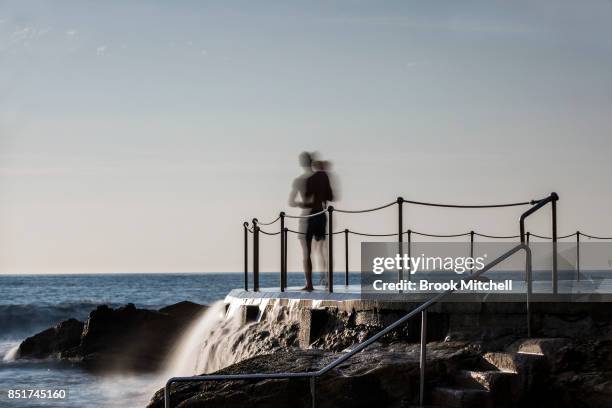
left=313, top=239, right=327, bottom=286
left=300, top=238, right=314, bottom=291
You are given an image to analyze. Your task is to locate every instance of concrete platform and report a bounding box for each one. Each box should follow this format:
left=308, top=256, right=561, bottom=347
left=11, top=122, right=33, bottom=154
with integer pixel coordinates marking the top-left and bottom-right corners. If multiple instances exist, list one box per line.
left=223, top=284, right=612, bottom=347
left=227, top=278, right=612, bottom=306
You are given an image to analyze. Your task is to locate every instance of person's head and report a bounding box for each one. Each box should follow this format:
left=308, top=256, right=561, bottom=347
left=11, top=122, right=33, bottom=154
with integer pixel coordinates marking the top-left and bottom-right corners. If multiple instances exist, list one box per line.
left=313, top=160, right=330, bottom=171
left=299, top=151, right=312, bottom=169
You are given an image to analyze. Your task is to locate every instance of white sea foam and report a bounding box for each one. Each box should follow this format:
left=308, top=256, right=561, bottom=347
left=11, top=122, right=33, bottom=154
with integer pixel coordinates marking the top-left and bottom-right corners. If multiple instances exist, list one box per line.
left=2, top=344, right=19, bottom=362
left=162, top=301, right=228, bottom=377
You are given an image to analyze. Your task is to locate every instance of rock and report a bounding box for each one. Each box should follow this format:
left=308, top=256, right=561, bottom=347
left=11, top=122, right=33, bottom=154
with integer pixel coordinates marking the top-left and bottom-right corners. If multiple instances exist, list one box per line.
left=159, top=301, right=208, bottom=323
left=16, top=301, right=207, bottom=373
left=538, top=315, right=599, bottom=339
left=18, top=318, right=83, bottom=359
left=147, top=342, right=473, bottom=408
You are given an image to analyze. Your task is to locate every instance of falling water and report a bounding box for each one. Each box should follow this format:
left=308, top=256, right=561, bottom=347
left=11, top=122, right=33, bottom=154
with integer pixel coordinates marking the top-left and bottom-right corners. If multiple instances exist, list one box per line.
left=161, top=297, right=303, bottom=380
left=2, top=344, right=19, bottom=362
left=162, top=300, right=227, bottom=377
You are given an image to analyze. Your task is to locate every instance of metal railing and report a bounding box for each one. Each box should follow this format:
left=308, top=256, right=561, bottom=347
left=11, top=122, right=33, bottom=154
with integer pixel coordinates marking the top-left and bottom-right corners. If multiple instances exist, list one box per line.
left=243, top=193, right=561, bottom=293
left=164, top=242, right=533, bottom=408
left=164, top=195, right=561, bottom=407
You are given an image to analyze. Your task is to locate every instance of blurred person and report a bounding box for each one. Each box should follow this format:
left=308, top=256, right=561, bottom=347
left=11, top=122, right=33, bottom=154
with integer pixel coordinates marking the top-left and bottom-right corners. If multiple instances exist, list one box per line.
left=288, top=152, right=335, bottom=291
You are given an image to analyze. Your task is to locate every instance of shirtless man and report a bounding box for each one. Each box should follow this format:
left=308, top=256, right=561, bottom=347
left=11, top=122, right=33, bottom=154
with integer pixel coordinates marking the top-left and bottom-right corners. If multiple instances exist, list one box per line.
left=288, top=152, right=334, bottom=291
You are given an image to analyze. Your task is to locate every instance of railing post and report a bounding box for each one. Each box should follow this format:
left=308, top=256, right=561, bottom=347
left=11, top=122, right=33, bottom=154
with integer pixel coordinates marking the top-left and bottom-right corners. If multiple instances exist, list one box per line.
left=398, top=197, right=404, bottom=282
left=469, top=230, right=475, bottom=274
left=253, top=218, right=259, bottom=292
left=280, top=212, right=285, bottom=292
left=419, top=309, right=427, bottom=407
left=244, top=222, right=249, bottom=291
left=407, top=229, right=412, bottom=281
left=344, top=229, right=349, bottom=286
left=576, top=231, right=580, bottom=282
left=310, top=377, right=316, bottom=408
left=525, top=232, right=530, bottom=283
left=328, top=206, right=334, bottom=293
left=552, top=194, right=558, bottom=294
left=525, top=245, right=532, bottom=338
left=165, top=381, right=171, bottom=408
left=284, top=227, right=288, bottom=286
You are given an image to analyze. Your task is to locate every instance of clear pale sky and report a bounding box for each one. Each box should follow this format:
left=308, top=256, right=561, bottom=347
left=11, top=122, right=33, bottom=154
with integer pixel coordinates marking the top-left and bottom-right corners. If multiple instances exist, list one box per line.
left=1, top=1, right=611, bottom=274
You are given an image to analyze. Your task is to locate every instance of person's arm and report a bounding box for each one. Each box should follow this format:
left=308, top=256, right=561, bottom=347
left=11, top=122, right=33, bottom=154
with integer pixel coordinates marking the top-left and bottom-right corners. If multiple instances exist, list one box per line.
left=288, top=178, right=304, bottom=208
left=324, top=173, right=334, bottom=203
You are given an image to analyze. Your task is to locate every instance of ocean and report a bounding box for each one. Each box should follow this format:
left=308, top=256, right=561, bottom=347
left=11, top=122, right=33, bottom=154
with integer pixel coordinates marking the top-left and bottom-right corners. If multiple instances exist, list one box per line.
left=0, top=272, right=337, bottom=408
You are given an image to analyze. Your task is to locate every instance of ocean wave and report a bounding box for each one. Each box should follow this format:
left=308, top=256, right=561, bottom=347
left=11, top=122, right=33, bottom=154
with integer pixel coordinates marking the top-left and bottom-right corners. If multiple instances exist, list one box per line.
left=0, top=301, right=119, bottom=340
left=2, top=344, right=19, bottom=362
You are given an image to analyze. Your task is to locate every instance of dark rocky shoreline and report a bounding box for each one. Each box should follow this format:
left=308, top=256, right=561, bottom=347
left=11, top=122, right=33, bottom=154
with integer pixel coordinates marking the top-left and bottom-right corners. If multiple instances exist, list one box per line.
left=150, top=300, right=612, bottom=408
left=149, top=337, right=612, bottom=408
left=16, top=299, right=612, bottom=407
left=16, top=301, right=206, bottom=372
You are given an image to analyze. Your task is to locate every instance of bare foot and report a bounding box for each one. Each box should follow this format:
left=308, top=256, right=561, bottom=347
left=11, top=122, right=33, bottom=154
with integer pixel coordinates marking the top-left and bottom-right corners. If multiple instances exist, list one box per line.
left=300, top=286, right=314, bottom=292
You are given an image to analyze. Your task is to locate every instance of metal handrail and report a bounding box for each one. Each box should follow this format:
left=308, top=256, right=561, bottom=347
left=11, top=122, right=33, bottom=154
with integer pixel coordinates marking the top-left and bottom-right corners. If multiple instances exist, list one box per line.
left=164, top=243, right=532, bottom=408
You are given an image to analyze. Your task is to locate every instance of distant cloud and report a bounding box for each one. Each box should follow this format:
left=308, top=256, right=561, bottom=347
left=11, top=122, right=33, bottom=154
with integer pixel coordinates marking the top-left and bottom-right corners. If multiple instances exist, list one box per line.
left=318, top=16, right=536, bottom=35
left=11, top=26, right=42, bottom=42
left=96, top=45, right=107, bottom=56
left=66, top=29, right=77, bottom=37
left=405, top=60, right=428, bottom=69
left=201, top=49, right=208, bottom=56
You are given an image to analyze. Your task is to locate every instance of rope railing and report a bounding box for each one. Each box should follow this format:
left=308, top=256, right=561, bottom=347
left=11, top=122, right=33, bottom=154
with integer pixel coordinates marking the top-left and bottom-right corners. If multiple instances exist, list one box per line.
left=266, top=196, right=541, bottom=220
left=580, top=232, right=612, bottom=240
left=345, top=230, right=397, bottom=237
left=249, top=226, right=612, bottom=240
left=473, top=232, right=520, bottom=239
left=334, top=200, right=396, bottom=214
left=401, top=198, right=538, bottom=209
left=253, top=215, right=281, bottom=226
left=243, top=193, right=566, bottom=293
left=410, top=230, right=471, bottom=238
left=283, top=208, right=327, bottom=219
left=258, top=229, right=281, bottom=236
left=529, top=232, right=575, bottom=240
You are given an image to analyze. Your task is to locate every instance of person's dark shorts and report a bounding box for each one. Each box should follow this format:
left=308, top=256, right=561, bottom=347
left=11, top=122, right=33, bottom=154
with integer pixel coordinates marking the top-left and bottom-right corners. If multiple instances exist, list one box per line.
left=306, top=212, right=327, bottom=242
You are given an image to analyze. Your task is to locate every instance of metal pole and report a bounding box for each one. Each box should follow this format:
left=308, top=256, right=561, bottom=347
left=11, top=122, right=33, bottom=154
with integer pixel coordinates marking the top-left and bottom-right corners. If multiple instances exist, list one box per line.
left=398, top=197, right=404, bottom=282
left=520, top=193, right=557, bottom=243
left=253, top=218, right=259, bottom=292
left=470, top=230, right=474, bottom=274
left=525, top=232, right=530, bottom=283
left=526, top=246, right=532, bottom=338
left=344, top=229, right=349, bottom=286
left=419, top=310, right=427, bottom=407
left=244, top=222, right=249, bottom=291
left=280, top=212, right=285, bottom=292
left=328, top=206, right=334, bottom=293
left=284, top=227, right=288, bottom=286
left=576, top=231, right=580, bottom=282
left=407, top=229, right=412, bottom=281
left=552, top=196, right=558, bottom=294
left=310, top=377, right=316, bottom=408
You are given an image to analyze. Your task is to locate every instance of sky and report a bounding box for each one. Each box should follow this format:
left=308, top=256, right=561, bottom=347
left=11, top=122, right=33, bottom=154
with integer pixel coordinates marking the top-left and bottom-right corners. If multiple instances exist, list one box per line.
left=1, top=1, right=612, bottom=274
